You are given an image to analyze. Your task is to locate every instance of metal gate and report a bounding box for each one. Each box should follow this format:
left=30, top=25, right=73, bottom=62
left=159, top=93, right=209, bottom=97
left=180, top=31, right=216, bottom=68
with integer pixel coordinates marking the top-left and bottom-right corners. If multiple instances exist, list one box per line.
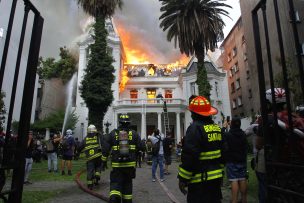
left=0, top=0, right=43, bottom=202
left=252, top=0, right=304, bottom=202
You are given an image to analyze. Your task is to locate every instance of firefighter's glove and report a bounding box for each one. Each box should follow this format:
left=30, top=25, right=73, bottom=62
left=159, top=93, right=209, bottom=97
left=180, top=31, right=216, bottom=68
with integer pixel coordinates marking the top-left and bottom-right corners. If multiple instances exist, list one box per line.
left=178, top=179, right=188, bottom=195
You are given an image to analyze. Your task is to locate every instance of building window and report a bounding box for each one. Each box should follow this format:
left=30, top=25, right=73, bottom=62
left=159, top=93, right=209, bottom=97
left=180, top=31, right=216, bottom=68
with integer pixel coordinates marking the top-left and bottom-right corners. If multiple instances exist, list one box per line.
left=240, top=112, right=245, bottom=117
left=295, top=11, right=301, bottom=22
left=246, top=70, right=250, bottom=79
left=146, top=89, right=156, bottom=103
left=230, top=67, right=235, bottom=77
left=190, top=82, right=196, bottom=95
left=130, top=89, right=138, bottom=104
left=227, top=52, right=232, bottom=62
left=232, top=47, right=237, bottom=57
left=232, top=99, right=237, bottom=109
left=243, top=53, right=247, bottom=61
left=165, top=89, right=173, bottom=103
left=249, top=89, right=252, bottom=99
left=238, top=96, right=243, bottom=106
left=231, top=82, right=235, bottom=93
left=236, top=78, right=241, bottom=89
left=234, top=63, right=239, bottom=72
left=215, top=81, right=219, bottom=97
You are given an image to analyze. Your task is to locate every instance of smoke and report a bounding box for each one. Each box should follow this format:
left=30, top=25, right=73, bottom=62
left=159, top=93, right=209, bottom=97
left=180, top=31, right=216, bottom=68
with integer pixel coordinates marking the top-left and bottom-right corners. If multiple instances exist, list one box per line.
left=31, top=0, right=89, bottom=58
left=114, top=0, right=184, bottom=64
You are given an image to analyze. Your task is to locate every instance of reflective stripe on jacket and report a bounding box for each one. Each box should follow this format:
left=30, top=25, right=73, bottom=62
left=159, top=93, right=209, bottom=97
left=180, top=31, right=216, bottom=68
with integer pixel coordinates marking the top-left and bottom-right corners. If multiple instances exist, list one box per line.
left=83, top=135, right=102, bottom=161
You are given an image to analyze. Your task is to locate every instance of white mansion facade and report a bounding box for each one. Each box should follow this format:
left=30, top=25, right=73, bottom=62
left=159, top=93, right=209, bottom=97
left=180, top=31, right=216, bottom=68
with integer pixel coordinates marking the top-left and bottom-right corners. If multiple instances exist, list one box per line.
left=74, top=20, right=231, bottom=143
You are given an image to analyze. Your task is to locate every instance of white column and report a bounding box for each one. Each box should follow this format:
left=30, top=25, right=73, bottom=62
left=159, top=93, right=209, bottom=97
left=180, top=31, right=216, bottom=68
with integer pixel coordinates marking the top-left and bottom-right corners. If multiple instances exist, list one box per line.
left=141, top=112, right=146, bottom=139
left=114, top=112, right=118, bottom=129
left=158, top=112, right=162, bottom=133
left=176, top=112, right=181, bottom=144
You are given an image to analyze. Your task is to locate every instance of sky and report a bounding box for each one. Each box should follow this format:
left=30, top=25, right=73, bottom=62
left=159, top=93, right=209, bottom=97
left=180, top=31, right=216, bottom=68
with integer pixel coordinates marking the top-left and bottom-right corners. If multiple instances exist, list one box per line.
left=27, top=0, right=241, bottom=62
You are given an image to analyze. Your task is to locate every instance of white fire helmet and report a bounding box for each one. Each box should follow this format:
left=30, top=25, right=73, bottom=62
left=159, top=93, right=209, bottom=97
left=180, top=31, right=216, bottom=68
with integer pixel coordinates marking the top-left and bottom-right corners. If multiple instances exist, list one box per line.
left=66, top=129, right=73, bottom=136
left=266, top=88, right=286, bottom=104
left=87, top=124, right=97, bottom=134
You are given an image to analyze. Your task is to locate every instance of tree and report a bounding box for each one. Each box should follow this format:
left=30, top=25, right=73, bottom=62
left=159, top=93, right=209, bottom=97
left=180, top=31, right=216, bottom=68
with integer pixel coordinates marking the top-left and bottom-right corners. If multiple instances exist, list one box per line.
left=0, top=92, right=6, bottom=132
left=159, top=0, right=231, bottom=97
left=38, top=47, right=77, bottom=83
left=77, top=0, right=122, bottom=131
left=31, top=109, right=78, bottom=132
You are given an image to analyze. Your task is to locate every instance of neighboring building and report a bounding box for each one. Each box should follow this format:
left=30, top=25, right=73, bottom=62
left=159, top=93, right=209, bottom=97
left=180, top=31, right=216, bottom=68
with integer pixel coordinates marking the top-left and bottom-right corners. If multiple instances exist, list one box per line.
left=218, top=17, right=254, bottom=120
left=35, top=78, right=66, bottom=120
left=75, top=20, right=231, bottom=143
left=239, top=0, right=304, bottom=111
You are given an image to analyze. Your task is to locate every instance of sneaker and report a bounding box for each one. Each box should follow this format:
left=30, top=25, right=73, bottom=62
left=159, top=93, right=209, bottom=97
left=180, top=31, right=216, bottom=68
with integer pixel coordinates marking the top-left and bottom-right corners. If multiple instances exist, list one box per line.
left=61, top=171, right=65, bottom=175
left=152, top=179, right=156, bottom=182
left=48, top=170, right=52, bottom=173
left=54, top=170, right=58, bottom=173
left=24, top=181, right=32, bottom=185
left=68, top=170, right=72, bottom=176
left=160, top=179, right=165, bottom=182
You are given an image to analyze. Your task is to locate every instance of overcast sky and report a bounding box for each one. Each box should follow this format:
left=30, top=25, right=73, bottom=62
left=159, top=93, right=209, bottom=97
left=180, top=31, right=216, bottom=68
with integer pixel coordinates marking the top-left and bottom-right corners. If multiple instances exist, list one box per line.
left=23, top=0, right=241, bottom=62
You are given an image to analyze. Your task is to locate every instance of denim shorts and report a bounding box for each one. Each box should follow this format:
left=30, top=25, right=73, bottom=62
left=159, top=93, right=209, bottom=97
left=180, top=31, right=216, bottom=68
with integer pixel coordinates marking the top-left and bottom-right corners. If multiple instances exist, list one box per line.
left=226, top=162, right=247, bottom=181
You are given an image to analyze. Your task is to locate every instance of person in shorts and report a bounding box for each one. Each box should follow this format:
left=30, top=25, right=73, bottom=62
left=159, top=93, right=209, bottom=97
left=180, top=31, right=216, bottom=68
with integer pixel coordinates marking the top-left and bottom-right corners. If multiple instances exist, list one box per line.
left=223, top=117, right=248, bottom=203
left=60, top=129, right=75, bottom=176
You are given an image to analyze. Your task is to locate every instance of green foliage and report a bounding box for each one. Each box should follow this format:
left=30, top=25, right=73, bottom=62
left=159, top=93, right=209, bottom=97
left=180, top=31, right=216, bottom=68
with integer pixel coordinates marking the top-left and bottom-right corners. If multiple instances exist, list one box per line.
left=80, top=16, right=115, bottom=131
left=38, top=47, right=77, bottom=83
left=0, top=92, right=6, bottom=132
left=196, top=63, right=211, bottom=98
left=32, top=109, right=78, bottom=132
left=77, top=0, right=123, bottom=18
left=274, top=57, right=302, bottom=106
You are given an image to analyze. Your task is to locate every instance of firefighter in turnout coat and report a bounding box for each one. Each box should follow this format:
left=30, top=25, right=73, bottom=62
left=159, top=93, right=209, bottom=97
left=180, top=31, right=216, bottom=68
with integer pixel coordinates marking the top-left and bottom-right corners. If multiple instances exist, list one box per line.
left=79, top=124, right=102, bottom=190
left=178, top=96, right=224, bottom=203
left=102, top=114, right=141, bottom=203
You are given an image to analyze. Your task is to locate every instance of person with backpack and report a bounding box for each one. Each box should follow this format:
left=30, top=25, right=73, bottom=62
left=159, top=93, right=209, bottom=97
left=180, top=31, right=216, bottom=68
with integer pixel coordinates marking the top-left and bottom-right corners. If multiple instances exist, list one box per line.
left=101, top=114, right=141, bottom=203
left=60, top=129, right=75, bottom=176
left=46, top=132, right=61, bottom=173
left=78, top=124, right=102, bottom=190
left=148, top=129, right=165, bottom=182
left=223, top=117, right=248, bottom=203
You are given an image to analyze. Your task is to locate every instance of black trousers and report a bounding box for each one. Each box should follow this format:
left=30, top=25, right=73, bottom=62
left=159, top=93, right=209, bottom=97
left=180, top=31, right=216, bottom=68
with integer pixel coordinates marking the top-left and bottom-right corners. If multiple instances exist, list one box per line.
left=109, top=167, right=135, bottom=203
left=187, top=179, right=222, bottom=203
left=86, top=157, right=102, bottom=186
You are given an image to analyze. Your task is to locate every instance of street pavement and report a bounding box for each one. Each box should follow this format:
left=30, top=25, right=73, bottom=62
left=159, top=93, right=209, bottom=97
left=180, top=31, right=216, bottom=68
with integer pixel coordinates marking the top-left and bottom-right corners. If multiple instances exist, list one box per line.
left=21, top=160, right=257, bottom=203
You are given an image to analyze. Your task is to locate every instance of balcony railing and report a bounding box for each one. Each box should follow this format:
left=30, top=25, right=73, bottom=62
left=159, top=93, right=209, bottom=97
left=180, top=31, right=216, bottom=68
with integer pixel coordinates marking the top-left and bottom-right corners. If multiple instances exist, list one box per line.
left=115, top=98, right=186, bottom=106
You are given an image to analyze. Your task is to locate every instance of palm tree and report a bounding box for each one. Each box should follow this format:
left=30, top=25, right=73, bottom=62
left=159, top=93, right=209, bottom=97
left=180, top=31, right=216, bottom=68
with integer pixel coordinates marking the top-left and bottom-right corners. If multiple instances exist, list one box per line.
left=77, top=0, right=122, bottom=18
left=159, top=0, right=231, bottom=97
left=77, top=0, right=123, bottom=131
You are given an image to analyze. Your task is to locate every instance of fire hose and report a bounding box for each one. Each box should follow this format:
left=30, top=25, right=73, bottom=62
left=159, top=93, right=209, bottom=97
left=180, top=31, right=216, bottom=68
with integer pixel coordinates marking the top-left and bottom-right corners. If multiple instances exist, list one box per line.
left=75, top=169, right=109, bottom=202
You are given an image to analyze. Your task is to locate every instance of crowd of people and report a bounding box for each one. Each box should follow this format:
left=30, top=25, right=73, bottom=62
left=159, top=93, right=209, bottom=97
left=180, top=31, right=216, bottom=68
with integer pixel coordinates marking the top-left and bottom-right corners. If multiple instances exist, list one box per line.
left=1, top=87, right=303, bottom=202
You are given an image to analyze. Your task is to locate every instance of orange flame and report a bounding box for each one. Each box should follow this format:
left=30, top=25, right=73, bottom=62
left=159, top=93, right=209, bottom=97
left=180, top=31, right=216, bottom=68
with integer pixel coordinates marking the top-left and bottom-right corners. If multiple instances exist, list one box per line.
left=119, top=68, right=129, bottom=92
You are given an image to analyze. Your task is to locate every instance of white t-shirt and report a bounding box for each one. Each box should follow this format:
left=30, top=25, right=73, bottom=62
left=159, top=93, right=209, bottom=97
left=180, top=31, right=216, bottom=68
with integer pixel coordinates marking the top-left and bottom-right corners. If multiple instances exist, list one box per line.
left=148, top=133, right=164, bottom=155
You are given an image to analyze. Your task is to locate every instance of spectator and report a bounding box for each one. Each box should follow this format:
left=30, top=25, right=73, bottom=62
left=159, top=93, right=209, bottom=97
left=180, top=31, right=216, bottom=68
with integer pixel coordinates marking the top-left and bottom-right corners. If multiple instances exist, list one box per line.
left=163, top=133, right=173, bottom=175
left=156, top=93, right=163, bottom=103
left=136, top=138, right=145, bottom=168
left=223, top=117, right=248, bottom=203
left=74, top=137, right=81, bottom=160
left=24, top=131, right=34, bottom=185
left=60, top=129, right=75, bottom=176
left=176, top=141, right=182, bottom=162
left=46, top=132, right=61, bottom=173
left=148, top=129, right=165, bottom=182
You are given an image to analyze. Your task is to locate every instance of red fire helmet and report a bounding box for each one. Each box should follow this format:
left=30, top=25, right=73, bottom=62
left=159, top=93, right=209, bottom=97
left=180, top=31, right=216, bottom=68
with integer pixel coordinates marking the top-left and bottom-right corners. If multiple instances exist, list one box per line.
left=188, top=96, right=218, bottom=116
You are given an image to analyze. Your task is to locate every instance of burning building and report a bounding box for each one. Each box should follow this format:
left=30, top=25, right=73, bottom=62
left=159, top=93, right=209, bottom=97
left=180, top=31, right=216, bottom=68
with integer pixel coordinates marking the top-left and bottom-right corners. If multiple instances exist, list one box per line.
left=74, top=19, right=231, bottom=143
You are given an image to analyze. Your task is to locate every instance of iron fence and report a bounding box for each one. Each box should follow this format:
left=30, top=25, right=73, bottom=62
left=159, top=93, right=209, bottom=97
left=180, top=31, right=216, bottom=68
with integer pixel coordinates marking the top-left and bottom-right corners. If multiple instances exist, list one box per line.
left=0, top=0, right=43, bottom=202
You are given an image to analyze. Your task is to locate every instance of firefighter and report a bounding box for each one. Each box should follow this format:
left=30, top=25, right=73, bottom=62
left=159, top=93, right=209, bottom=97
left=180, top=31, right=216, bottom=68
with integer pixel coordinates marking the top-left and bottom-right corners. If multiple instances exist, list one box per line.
left=101, top=114, right=141, bottom=203
left=178, top=96, right=224, bottom=203
left=79, top=124, right=102, bottom=190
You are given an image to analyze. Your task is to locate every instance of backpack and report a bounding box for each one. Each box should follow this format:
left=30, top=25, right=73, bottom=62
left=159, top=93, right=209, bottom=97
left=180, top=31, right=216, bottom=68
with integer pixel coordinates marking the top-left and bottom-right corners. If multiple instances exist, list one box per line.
left=46, top=140, right=54, bottom=152
left=151, top=136, right=161, bottom=156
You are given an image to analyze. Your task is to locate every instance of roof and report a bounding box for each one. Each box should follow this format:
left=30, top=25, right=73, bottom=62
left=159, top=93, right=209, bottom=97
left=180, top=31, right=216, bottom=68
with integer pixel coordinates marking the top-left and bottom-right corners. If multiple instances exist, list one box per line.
left=187, top=56, right=226, bottom=77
